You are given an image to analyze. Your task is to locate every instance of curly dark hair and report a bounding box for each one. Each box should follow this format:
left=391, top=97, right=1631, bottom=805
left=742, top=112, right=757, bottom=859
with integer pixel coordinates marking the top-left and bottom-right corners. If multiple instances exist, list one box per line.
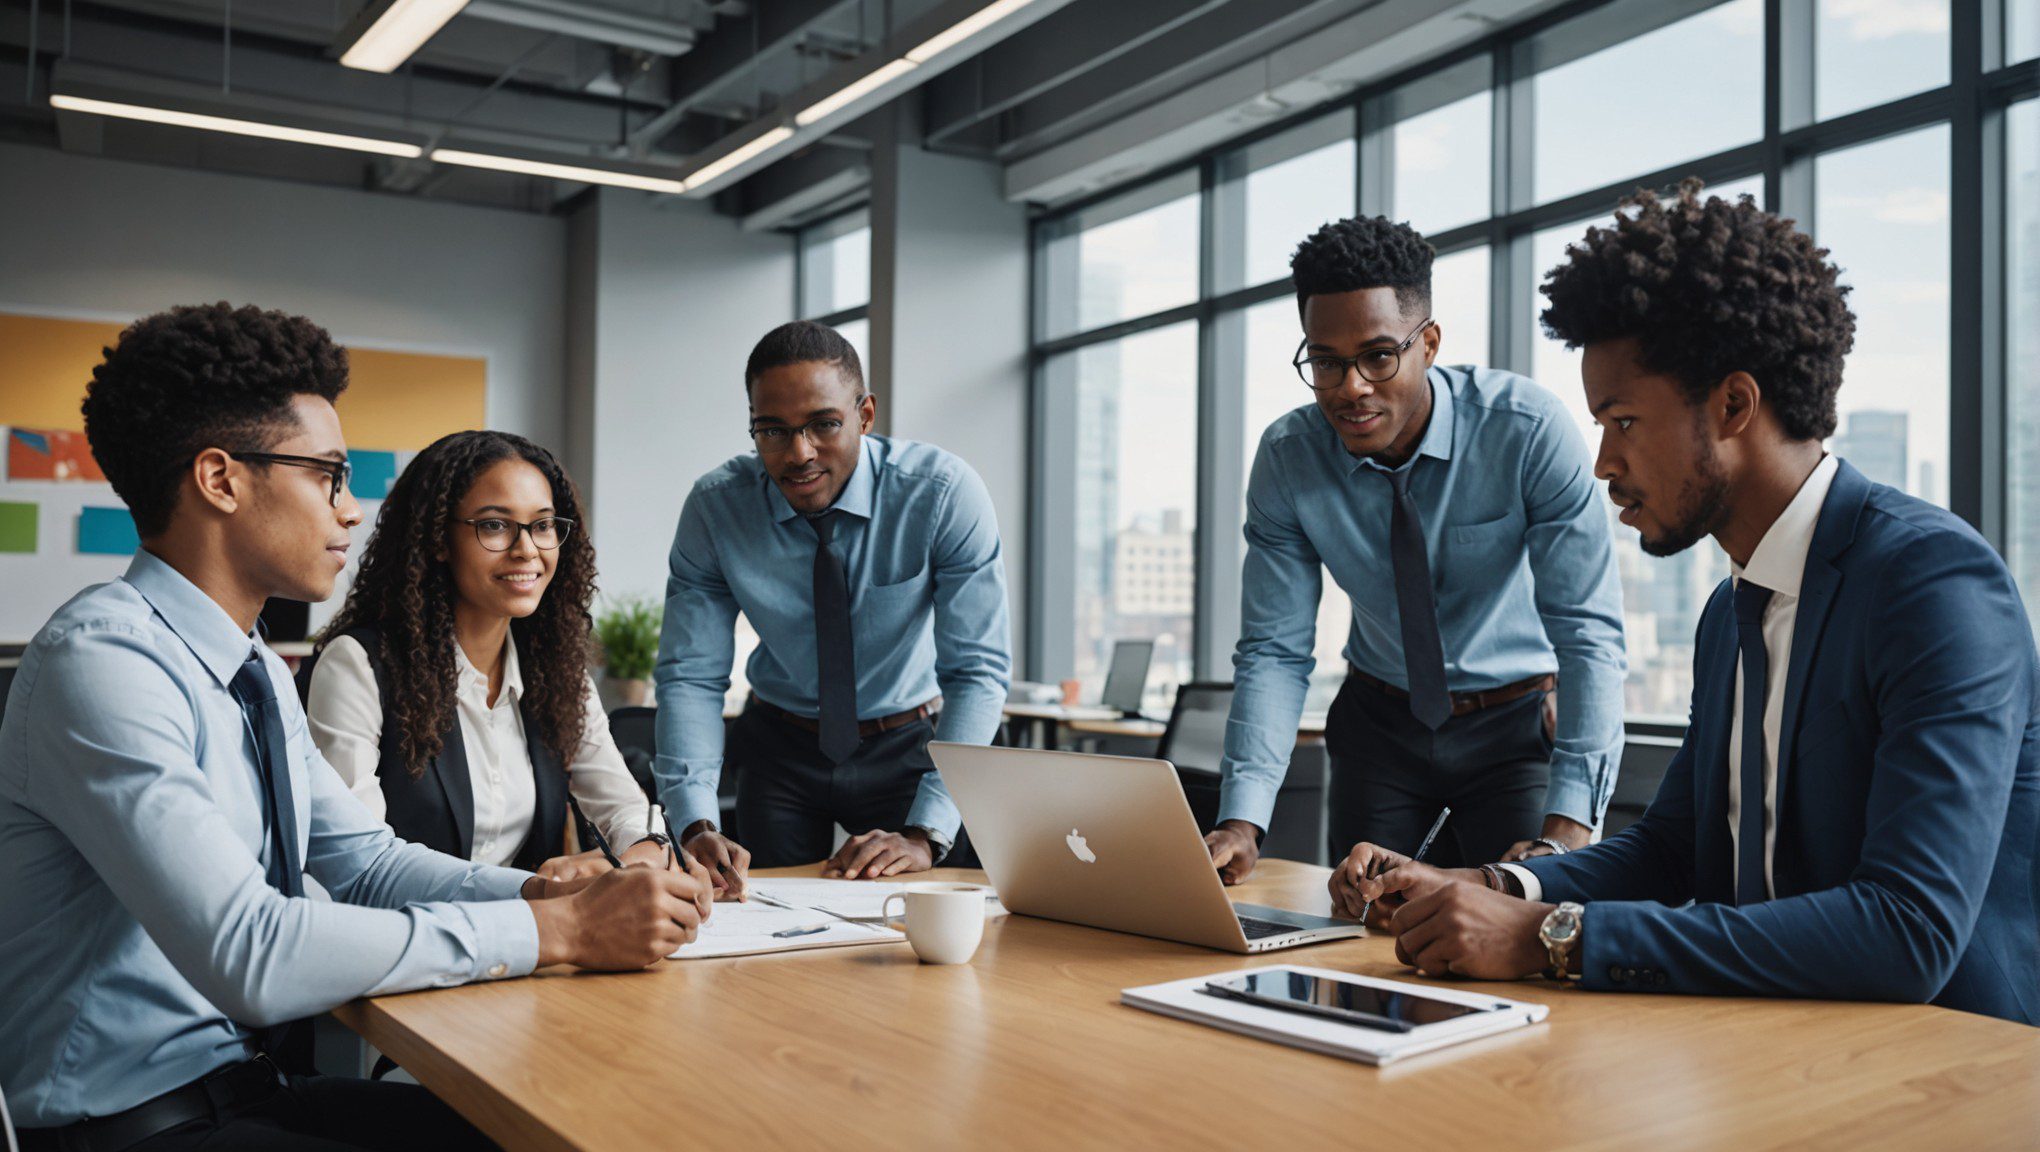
left=1539, top=178, right=1856, bottom=441
left=745, top=320, right=865, bottom=394
left=1291, top=216, right=1434, bottom=317
left=319, top=431, right=597, bottom=778
left=81, top=302, right=349, bottom=536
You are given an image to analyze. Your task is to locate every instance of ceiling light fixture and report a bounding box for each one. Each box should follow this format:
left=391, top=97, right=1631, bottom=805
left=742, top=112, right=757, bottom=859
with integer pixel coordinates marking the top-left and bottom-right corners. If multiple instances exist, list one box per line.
left=794, top=58, right=919, bottom=127
left=48, top=93, right=425, bottom=157
left=905, top=0, right=1043, bottom=64
left=430, top=147, right=690, bottom=193
left=339, top=0, right=471, bottom=73
left=682, top=125, right=795, bottom=191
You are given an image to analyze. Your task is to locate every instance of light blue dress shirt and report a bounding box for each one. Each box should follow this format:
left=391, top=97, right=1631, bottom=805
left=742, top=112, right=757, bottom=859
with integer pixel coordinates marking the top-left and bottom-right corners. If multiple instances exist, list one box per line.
left=0, top=550, right=539, bottom=1127
left=1221, top=364, right=1627, bottom=831
left=655, top=434, right=1011, bottom=840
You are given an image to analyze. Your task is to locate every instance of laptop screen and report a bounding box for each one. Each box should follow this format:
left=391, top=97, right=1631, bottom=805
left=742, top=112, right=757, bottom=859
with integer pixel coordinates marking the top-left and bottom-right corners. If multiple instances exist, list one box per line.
left=1100, top=640, right=1155, bottom=713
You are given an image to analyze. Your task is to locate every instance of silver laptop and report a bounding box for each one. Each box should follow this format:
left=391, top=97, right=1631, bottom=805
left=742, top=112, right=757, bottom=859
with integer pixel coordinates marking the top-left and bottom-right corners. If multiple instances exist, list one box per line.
left=929, top=743, right=1365, bottom=954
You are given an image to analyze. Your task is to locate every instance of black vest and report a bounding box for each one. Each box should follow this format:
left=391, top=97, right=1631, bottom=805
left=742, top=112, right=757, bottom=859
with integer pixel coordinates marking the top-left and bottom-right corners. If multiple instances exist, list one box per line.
left=296, top=623, right=568, bottom=871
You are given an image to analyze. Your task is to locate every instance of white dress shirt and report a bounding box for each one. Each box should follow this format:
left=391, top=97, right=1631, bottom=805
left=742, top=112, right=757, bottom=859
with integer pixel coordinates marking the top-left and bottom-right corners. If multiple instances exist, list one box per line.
left=308, top=633, right=650, bottom=865
left=1503, top=454, right=1838, bottom=903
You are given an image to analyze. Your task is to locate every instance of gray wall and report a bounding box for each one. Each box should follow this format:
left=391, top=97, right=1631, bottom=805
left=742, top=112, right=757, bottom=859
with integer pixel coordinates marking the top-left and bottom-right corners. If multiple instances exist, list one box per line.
left=566, top=189, right=796, bottom=604
left=870, top=121, right=1032, bottom=669
left=0, top=142, right=568, bottom=639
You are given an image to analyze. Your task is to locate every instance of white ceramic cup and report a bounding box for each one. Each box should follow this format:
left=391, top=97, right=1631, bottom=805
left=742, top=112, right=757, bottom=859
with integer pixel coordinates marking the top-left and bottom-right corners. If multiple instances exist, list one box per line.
left=881, top=882, right=988, bottom=965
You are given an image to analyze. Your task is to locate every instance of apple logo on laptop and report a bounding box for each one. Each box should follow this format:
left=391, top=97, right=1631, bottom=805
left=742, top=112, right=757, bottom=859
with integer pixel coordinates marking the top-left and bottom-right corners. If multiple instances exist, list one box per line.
left=1066, top=829, right=1097, bottom=864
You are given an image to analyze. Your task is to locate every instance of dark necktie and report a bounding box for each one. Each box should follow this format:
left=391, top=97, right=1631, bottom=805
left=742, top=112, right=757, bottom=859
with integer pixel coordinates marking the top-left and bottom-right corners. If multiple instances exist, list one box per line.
left=1384, top=467, right=1452, bottom=730
left=1732, top=580, right=1774, bottom=905
left=230, top=652, right=302, bottom=898
left=809, top=512, right=860, bottom=764
left=230, top=650, right=309, bottom=1066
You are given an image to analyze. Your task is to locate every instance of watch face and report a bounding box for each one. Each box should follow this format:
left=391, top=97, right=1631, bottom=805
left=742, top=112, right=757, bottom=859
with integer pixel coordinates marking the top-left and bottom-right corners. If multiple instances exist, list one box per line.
left=1544, top=906, right=1582, bottom=945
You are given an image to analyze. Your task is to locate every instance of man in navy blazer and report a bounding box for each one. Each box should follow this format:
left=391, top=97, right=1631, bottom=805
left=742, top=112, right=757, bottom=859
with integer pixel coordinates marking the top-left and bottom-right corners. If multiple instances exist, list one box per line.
left=1332, top=180, right=2039, bottom=1024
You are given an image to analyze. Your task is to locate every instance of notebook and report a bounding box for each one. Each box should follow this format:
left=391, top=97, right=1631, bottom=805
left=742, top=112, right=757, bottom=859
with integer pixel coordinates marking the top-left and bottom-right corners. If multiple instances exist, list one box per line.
left=666, top=899, right=903, bottom=960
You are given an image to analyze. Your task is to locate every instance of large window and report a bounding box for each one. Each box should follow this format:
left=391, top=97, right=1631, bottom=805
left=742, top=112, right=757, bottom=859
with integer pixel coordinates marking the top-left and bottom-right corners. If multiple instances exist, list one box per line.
left=1029, top=0, right=2035, bottom=729
left=1816, top=126, right=1951, bottom=503
left=2010, top=98, right=2039, bottom=630
left=797, top=209, right=871, bottom=371
left=1523, top=0, right=1762, bottom=206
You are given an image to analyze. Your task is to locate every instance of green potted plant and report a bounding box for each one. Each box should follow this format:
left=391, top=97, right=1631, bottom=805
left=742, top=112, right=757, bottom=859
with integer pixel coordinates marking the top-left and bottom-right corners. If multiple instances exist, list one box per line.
left=593, top=595, right=661, bottom=708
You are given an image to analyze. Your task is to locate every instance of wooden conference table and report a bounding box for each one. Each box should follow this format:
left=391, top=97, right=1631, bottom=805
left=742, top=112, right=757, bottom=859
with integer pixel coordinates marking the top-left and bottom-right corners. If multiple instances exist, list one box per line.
left=334, top=861, right=2040, bottom=1151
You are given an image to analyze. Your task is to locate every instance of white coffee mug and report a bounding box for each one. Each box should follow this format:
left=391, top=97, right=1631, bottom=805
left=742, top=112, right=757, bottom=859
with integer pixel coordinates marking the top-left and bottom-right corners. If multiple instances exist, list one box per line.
left=881, top=882, right=988, bottom=965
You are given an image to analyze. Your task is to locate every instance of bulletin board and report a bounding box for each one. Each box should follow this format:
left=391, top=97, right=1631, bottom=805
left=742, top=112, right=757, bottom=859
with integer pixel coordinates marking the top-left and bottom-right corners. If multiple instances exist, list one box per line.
left=0, top=309, right=489, bottom=640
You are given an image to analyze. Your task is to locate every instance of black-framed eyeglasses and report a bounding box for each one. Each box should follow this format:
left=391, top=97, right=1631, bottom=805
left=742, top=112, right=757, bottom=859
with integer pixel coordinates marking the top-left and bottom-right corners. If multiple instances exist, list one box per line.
left=1292, top=318, right=1434, bottom=391
left=457, top=516, right=576, bottom=552
left=748, top=416, right=850, bottom=454
left=228, top=451, right=353, bottom=506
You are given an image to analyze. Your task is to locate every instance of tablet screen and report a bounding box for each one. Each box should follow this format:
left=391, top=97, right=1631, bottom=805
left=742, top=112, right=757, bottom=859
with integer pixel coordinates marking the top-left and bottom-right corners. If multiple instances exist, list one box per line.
left=1208, top=970, right=1499, bottom=1026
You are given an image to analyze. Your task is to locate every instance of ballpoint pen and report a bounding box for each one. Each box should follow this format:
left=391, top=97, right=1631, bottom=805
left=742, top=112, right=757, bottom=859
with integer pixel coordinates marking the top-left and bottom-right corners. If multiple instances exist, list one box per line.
left=770, top=923, right=832, bottom=938
left=1358, top=806, right=1451, bottom=926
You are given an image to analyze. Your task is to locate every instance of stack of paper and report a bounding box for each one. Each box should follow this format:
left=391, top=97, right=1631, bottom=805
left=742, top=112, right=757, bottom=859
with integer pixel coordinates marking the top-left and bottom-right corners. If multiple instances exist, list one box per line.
left=667, top=900, right=902, bottom=960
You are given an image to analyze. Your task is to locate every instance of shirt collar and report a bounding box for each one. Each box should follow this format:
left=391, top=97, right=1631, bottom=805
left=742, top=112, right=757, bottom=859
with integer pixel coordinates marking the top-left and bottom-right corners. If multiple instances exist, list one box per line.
left=457, top=632, right=523, bottom=702
left=767, top=435, right=879, bottom=525
left=1732, top=453, right=1840, bottom=599
left=1347, top=369, right=1455, bottom=477
left=121, top=547, right=262, bottom=689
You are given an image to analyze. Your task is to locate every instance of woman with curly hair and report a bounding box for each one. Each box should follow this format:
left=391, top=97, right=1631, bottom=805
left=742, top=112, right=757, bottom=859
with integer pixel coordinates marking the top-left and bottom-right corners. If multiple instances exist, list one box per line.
left=301, top=430, right=668, bottom=879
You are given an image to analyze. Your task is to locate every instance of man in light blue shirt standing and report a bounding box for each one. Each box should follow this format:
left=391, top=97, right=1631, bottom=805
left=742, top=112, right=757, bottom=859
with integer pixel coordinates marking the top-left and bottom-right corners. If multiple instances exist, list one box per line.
left=1205, top=217, right=1627, bottom=886
left=0, top=304, right=707, bottom=1150
left=658, top=321, right=1010, bottom=886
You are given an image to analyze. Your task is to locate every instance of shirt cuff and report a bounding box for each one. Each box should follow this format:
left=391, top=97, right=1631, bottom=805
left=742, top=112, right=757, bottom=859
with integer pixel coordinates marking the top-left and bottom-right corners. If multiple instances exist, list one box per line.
left=666, top=780, right=723, bottom=836
left=1216, top=775, right=1280, bottom=833
left=905, top=789, right=961, bottom=844
left=1497, top=863, right=1544, bottom=903
left=468, top=864, right=536, bottom=903
left=465, top=898, right=542, bottom=981
left=1540, top=753, right=1604, bottom=828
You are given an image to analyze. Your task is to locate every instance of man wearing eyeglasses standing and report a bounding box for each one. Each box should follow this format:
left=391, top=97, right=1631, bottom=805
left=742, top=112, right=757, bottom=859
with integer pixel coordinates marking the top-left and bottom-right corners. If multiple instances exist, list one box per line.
left=656, top=320, right=1011, bottom=887
left=1205, top=216, right=1628, bottom=893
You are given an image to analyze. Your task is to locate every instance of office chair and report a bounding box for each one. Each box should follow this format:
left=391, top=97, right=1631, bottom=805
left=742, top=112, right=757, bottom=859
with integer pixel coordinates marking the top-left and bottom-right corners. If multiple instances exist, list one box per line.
left=1156, top=682, right=1236, bottom=834
left=605, top=705, right=742, bottom=841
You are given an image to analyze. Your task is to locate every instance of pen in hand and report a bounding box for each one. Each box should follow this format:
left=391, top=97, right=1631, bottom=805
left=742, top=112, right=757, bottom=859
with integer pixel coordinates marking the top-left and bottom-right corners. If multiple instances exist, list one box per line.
left=1358, top=806, right=1451, bottom=928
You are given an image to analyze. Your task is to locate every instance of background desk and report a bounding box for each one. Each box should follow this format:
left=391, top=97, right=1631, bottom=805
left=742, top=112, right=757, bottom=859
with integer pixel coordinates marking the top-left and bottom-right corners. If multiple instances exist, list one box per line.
left=334, top=861, right=2040, bottom=1151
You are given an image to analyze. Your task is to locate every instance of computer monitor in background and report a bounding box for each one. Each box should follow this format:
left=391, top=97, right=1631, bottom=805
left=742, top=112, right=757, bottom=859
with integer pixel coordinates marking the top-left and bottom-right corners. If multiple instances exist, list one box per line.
left=1100, top=640, right=1156, bottom=717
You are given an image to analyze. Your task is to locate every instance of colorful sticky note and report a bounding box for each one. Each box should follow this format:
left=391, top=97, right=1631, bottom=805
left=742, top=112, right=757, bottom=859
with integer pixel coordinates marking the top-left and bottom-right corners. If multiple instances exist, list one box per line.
left=0, top=501, right=36, bottom=553
left=348, top=449, right=399, bottom=500
left=8, top=427, right=106, bottom=483
left=78, top=506, right=139, bottom=555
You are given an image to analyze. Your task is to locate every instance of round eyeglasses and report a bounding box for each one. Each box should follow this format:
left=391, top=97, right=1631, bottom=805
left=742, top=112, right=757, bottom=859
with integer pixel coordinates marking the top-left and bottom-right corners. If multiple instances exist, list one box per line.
left=457, top=516, right=576, bottom=552
left=1292, top=318, right=1434, bottom=391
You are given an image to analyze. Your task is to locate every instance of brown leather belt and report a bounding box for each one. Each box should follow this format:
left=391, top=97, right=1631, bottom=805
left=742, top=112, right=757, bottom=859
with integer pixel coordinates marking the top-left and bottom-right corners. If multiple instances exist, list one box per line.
left=1347, top=669, right=1555, bottom=719
left=752, top=696, right=939, bottom=739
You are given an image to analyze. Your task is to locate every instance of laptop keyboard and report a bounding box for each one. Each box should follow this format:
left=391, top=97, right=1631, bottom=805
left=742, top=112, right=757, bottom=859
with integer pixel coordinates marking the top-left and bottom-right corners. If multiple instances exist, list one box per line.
left=1236, top=915, right=1297, bottom=940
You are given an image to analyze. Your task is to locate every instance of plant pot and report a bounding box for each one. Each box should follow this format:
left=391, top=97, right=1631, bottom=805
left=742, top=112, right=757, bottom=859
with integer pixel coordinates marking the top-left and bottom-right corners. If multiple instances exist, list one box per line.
left=604, top=676, right=652, bottom=710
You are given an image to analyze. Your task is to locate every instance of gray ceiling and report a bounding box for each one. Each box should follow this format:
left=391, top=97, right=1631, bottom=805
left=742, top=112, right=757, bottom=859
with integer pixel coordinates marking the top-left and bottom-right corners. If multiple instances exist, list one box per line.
left=0, top=0, right=1420, bottom=219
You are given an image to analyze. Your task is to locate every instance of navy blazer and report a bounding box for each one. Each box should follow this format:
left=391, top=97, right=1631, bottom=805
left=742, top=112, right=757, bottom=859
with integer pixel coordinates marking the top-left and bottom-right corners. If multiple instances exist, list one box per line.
left=1522, top=460, right=2039, bottom=1024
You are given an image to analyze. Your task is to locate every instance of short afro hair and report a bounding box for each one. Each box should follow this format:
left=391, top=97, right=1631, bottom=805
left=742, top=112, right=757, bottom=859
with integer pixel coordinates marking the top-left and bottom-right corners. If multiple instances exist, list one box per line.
left=81, top=303, right=349, bottom=536
left=1290, top=216, right=1434, bottom=317
left=1540, top=178, right=1855, bottom=442
left=744, top=320, right=865, bottom=395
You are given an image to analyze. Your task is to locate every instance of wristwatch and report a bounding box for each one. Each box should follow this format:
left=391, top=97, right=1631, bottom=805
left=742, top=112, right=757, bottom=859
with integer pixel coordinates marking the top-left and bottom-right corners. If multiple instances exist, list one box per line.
left=1539, top=901, right=1585, bottom=982
left=1531, top=837, right=1570, bottom=856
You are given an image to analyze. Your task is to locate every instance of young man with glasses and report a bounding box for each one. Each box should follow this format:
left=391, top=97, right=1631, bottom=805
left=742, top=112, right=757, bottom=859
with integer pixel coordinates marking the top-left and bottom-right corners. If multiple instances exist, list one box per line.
left=1206, top=216, right=1628, bottom=890
left=656, top=320, right=1011, bottom=887
left=0, top=304, right=709, bottom=1151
